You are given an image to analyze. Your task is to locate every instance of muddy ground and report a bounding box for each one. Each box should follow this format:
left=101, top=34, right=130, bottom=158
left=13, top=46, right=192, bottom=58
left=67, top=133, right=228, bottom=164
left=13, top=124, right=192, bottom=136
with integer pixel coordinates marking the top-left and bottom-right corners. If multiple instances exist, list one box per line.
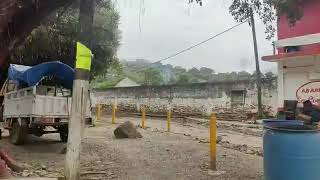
left=0, top=116, right=263, bottom=180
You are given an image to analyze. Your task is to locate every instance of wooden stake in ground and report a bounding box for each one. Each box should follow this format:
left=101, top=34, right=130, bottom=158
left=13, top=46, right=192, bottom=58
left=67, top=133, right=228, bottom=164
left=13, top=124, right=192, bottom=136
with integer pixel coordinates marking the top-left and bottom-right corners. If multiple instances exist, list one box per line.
left=65, top=0, right=95, bottom=179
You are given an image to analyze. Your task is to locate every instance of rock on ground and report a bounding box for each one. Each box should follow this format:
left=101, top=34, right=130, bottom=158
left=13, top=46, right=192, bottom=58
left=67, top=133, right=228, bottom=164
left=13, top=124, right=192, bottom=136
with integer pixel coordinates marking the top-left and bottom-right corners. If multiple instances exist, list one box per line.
left=114, top=121, right=142, bottom=139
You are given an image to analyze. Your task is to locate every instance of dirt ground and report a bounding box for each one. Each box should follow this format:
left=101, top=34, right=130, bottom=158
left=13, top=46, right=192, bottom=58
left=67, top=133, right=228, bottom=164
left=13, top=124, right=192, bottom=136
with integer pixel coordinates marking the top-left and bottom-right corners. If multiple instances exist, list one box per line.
left=0, top=116, right=263, bottom=180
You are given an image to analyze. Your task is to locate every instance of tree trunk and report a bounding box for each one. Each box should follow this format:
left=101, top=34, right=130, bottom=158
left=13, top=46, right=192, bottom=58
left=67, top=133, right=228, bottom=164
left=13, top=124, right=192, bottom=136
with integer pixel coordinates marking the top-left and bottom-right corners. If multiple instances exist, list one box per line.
left=250, top=8, right=263, bottom=118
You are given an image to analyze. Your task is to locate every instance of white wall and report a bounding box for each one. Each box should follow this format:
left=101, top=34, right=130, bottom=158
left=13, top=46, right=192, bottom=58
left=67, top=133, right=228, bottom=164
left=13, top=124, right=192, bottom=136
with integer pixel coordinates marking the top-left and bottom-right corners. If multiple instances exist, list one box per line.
left=278, top=55, right=320, bottom=107
left=92, top=80, right=278, bottom=117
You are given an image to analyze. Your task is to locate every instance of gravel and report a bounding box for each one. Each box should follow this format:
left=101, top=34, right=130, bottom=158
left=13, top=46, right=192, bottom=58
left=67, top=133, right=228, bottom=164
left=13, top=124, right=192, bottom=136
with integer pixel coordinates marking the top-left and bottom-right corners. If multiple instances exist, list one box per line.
left=0, top=116, right=263, bottom=180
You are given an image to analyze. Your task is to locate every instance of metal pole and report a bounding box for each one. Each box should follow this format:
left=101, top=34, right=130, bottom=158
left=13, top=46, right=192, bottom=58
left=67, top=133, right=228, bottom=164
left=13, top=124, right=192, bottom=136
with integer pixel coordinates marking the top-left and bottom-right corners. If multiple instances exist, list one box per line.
left=250, top=8, right=263, bottom=118
left=65, top=0, right=95, bottom=179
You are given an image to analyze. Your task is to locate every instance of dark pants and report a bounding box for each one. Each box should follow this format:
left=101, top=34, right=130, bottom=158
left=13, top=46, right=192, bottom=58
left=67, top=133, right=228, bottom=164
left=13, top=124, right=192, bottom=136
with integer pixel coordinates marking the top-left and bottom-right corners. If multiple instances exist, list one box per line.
left=310, top=109, right=320, bottom=124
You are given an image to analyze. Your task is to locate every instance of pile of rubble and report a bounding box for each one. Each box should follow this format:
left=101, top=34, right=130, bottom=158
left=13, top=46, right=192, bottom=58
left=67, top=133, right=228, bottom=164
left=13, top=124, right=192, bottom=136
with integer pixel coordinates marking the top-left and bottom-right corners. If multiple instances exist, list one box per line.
left=15, top=166, right=63, bottom=178
left=216, top=112, right=248, bottom=122
left=219, top=141, right=263, bottom=156
left=218, top=123, right=263, bottom=137
left=196, top=136, right=263, bottom=157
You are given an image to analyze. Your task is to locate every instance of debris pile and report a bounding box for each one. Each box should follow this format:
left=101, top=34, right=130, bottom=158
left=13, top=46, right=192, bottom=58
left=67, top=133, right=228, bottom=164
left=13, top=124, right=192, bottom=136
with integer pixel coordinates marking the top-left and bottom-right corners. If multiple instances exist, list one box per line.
left=218, top=123, right=263, bottom=137
left=216, top=112, right=248, bottom=122
left=219, top=141, right=263, bottom=156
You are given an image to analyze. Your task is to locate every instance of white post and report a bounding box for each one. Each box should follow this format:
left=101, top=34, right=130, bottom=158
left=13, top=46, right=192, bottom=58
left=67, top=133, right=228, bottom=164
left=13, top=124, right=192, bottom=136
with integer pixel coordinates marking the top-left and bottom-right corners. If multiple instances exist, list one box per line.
left=277, top=62, right=284, bottom=108
left=65, top=0, right=95, bottom=179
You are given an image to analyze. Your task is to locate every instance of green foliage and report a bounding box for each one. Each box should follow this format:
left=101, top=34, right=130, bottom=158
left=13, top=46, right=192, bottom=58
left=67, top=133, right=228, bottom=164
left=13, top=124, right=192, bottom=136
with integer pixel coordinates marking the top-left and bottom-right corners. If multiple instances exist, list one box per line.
left=92, top=59, right=277, bottom=89
left=191, top=0, right=302, bottom=40
left=199, top=67, right=215, bottom=79
left=10, top=0, right=121, bottom=78
left=176, top=73, right=199, bottom=84
left=238, top=71, right=252, bottom=80
left=174, top=66, right=187, bottom=74
left=265, top=71, right=275, bottom=80
left=93, top=80, right=117, bottom=89
left=91, top=61, right=125, bottom=88
left=140, top=68, right=164, bottom=86
left=229, top=0, right=304, bottom=40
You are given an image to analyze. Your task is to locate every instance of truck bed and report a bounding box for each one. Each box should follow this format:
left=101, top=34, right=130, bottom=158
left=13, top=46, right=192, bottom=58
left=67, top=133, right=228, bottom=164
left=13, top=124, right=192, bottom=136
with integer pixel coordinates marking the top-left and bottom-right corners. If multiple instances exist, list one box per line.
left=3, top=86, right=91, bottom=119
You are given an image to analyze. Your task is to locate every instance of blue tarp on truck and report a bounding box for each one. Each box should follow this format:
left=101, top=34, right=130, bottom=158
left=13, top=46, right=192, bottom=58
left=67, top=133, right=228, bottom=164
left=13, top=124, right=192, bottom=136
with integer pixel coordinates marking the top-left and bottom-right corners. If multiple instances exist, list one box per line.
left=8, top=61, right=74, bottom=89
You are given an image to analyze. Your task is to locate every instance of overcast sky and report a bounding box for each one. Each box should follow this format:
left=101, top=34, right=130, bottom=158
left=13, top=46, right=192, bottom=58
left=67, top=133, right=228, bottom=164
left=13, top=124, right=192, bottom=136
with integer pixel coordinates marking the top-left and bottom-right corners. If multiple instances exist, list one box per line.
left=114, top=0, right=277, bottom=73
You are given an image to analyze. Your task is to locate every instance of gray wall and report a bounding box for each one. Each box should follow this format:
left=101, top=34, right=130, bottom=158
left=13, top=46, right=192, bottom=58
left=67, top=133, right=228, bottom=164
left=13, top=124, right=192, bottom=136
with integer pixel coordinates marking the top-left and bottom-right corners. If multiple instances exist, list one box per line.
left=92, top=79, right=277, bottom=121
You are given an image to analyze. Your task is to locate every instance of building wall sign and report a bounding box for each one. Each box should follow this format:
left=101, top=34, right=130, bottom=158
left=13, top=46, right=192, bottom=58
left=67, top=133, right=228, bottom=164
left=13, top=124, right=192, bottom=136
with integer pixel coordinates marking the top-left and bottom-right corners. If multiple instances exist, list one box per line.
left=296, top=81, right=320, bottom=104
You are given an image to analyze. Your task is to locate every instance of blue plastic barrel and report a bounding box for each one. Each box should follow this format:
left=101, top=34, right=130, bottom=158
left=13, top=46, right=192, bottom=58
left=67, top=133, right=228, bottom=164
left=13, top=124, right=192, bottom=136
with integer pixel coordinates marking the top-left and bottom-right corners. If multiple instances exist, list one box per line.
left=263, top=125, right=320, bottom=180
left=263, top=119, right=304, bottom=127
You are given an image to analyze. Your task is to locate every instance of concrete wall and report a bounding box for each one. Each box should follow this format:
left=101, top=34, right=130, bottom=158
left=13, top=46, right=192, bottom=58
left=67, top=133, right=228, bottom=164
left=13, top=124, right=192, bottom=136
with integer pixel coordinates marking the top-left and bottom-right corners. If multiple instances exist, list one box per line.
left=92, top=79, right=278, bottom=121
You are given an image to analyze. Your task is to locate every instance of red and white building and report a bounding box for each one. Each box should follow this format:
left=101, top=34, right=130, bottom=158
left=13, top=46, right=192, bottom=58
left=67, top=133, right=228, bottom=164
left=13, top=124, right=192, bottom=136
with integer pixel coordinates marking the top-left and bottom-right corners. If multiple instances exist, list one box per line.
left=262, top=0, right=320, bottom=111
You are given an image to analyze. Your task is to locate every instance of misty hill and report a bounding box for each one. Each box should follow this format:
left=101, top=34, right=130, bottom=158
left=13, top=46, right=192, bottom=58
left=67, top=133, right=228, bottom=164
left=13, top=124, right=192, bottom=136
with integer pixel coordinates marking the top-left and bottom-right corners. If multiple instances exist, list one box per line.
left=92, top=59, right=276, bottom=89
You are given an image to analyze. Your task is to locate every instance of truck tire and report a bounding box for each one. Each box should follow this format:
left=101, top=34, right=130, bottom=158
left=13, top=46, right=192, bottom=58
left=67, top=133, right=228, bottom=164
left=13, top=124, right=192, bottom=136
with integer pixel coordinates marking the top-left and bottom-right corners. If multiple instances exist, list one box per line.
left=9, top=121, right=28, bottom=145
left=59, top=127, right=68, bottom=142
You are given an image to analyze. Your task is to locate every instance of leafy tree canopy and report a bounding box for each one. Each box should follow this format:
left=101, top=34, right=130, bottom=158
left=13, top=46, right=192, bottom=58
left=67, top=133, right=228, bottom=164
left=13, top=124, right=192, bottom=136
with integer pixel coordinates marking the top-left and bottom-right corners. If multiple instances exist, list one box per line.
left=190, top=0, right=302, bottom=40
left=10, top=0, right=121, bottom=78
left=92, top=59, right=277, bottom=89
left=141, top=67, right=164, bottom=86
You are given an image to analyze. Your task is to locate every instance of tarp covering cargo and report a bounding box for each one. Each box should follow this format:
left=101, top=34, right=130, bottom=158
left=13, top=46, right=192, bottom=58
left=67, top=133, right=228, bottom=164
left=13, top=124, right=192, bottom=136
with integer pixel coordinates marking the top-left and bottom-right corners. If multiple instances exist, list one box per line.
left=8, top=61, right=74, bottom=89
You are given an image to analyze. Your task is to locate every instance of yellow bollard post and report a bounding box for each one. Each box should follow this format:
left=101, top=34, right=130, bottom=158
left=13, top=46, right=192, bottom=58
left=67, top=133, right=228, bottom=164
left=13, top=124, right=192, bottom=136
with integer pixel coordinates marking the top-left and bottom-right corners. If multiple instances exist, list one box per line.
left=97, top=99, right=101, bottom=122
left=141, top=107, right=146, bottom=129
left=112, top=103, right=116, bottom=124
left=167, top=110, right=171, bottom=132
left=209, top=113, right=217, bottom=171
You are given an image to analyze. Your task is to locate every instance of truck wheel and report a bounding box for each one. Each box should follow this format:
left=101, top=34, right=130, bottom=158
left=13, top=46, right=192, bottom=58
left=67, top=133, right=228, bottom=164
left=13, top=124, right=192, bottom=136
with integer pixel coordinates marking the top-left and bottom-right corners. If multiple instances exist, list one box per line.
left=9, top=121, right=27, bottom=145
left=59, top=128, right=68, bottom=142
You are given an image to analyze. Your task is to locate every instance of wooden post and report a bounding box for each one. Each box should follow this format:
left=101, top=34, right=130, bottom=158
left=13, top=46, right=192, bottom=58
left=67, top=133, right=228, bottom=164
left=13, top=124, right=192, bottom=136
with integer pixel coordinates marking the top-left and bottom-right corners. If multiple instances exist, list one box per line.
left=112, top=103, right=116, bottom=124
left=65, top=0, right=95, bottom=179
left=209, top=113, right=217, bottom=170
left=141, top=107, right=146, bottom=129
left=250, top=8, right=263, bottom=118
left=167, top=110, right=171, bottom=132
left=97, top=99, right=101, bottom=122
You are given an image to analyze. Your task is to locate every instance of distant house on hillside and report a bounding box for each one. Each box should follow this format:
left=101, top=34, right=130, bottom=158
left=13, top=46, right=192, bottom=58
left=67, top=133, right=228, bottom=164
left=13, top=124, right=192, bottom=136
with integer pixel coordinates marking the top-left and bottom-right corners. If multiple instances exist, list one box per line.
left=114, top=77, right=140, bottom=87
left=197, top=79, right=207, bottom=83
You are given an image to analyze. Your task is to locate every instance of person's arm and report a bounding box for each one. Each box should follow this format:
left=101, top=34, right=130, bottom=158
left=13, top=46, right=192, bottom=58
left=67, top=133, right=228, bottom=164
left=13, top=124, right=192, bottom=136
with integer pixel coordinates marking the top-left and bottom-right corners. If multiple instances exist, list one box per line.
left=297, top=113, right=312, bottom=124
